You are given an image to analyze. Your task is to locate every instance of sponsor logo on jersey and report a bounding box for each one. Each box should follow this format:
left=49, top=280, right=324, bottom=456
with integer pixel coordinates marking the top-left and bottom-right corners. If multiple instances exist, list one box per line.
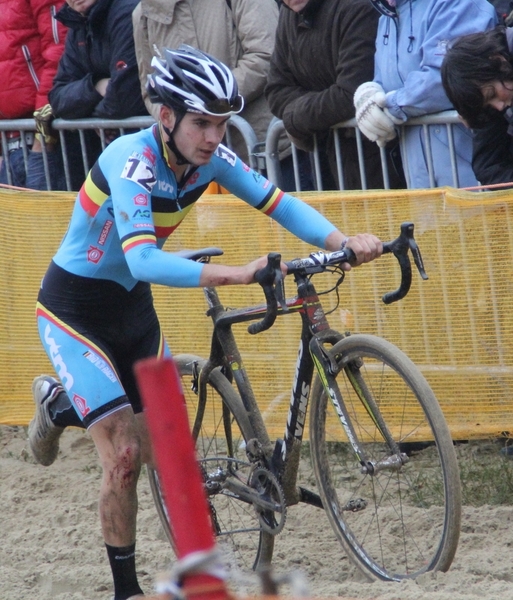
left=132, top=209, right=151, bottom=219
left=142, top=145, right=156, bottom=164
left=215, top=144, right=236, bottom=166
left=43, top=324, right=74, bottom=390
left=242, top=162, right=250, bottom=172
left=134, top=223, right=153, bottom=229
left=83, top=351, right=117, bottom=382
left=436, top=39, right=449, bottom=56
left=87, top=245, right=104, bottom=264
left=158, top=180, right=175, bottom=193
left=98, top=220, right=113, bottom=246
left=73, top=393, right=91, bottom=417
left=182, top=171, right=200, bottom=190
left=133, top=193, right=148, bottom=206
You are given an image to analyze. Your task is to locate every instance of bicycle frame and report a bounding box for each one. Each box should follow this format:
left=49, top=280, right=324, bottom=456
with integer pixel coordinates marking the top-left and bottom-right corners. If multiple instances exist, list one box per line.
left=150, top=229, right=460, bottom=581
left=195, top=269, right=379, bottom=509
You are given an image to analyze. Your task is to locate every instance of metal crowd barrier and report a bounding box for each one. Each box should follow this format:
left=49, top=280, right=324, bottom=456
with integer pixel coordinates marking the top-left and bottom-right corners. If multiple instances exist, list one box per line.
left=265, top=110, right=461, bottom=191
left=265, top=110, right=464, bottom=191
left=0, top=114, right=261, bottom=192
left=0, top=110, right=463, bottom=192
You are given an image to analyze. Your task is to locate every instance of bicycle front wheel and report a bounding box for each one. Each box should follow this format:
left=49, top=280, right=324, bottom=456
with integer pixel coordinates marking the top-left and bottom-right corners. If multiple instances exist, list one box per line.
left=148, top=354, right=274, bottom=572
left=310, top=334, right=461, bottom=581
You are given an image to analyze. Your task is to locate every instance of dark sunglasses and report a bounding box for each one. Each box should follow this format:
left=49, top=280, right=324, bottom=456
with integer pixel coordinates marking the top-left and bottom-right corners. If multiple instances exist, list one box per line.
left=201, top=95, right=245, bottom=116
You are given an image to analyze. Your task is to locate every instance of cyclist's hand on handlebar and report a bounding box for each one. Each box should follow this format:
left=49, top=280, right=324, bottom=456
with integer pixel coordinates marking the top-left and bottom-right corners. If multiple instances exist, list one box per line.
left=197, top=256, right=287, bottom=287
left=246, top=255, right=288, bottom=284
left=343, top=234, right=383, bottom=270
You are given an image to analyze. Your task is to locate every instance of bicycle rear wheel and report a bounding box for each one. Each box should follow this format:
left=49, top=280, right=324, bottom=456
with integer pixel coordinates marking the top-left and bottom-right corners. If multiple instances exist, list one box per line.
left=148, top=354, right=274, bottom=572
left=310, top=334, right=461, bottom=581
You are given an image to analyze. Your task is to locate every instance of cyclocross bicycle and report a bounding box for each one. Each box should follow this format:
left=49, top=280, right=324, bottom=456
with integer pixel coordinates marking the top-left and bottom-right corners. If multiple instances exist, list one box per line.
left=147, top=222, right=461, bottom=582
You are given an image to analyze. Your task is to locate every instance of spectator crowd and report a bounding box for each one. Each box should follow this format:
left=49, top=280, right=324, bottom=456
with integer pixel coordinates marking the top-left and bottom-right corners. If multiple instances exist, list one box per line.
left=2, top=0, right=513, bottom=192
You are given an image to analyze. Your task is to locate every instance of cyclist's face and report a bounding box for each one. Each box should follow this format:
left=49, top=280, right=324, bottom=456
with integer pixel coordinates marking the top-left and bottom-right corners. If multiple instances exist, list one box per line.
left=481, top=80, right=513, bottom=112
left=163, top=110, right=229, bottom=166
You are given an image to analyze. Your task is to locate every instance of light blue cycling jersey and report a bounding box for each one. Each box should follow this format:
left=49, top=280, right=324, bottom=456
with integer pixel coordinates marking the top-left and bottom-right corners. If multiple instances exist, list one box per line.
left=53, top=124, right=338, bottom=290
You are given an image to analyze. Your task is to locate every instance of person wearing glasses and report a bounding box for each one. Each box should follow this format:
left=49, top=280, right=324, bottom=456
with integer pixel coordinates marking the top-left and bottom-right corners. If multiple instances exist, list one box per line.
left=28, top=45, right=383, bottom=600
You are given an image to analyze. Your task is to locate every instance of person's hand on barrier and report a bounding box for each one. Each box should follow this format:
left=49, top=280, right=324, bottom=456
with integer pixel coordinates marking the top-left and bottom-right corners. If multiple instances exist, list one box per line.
left=354, top=82, right=398, bottom=148
left=33, top=103, right=57, bottom=146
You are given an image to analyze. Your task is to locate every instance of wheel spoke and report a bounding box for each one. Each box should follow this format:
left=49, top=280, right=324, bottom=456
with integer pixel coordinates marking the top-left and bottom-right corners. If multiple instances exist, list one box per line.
left=310, top=335, right=461, bottom=581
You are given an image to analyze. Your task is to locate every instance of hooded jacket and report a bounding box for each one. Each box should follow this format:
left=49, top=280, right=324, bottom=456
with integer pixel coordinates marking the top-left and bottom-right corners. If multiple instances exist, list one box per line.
left=372, top=0, right=497, bottom=188
left=49, top=0, right=147, bottom=119
left=0, top=0, right=67, bottom=119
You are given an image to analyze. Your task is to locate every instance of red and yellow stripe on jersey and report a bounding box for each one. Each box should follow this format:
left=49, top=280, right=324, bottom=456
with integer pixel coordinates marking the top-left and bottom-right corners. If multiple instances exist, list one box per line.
left=256, top=187, right=284, bottom=215
left=79, top=163, right=110, bottom=217
left=152, top=201, right=196, bottom=238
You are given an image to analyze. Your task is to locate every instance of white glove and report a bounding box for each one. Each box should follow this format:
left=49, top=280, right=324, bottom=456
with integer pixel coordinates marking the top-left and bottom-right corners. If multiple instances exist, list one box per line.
left=354, top=82, right=398, bottom=147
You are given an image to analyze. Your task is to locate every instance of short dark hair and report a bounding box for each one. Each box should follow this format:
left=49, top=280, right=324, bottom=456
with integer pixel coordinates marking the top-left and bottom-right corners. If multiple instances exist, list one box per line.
left=441, top=26, right=513, bottom=128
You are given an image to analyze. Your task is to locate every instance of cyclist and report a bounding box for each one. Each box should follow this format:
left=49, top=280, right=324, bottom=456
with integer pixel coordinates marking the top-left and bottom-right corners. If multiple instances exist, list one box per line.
left=28, top=44, right=383, bottom=600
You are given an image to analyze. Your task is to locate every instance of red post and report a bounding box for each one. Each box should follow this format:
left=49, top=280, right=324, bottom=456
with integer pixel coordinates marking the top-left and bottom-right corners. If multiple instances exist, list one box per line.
left=134, top=357, right=230, bottom=600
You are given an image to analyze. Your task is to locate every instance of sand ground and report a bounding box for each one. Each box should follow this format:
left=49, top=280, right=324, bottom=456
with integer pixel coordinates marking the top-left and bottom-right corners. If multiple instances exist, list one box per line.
left=2, top=425, right=513, bottom=600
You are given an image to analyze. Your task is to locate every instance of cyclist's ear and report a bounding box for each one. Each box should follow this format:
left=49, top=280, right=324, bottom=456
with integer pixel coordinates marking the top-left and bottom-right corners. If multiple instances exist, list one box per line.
left=160, top=105, right=177, bottom=131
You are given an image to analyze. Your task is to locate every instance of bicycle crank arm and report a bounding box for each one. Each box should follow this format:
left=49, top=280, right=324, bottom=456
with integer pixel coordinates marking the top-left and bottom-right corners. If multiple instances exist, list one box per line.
left=222, top=477, right=284, bottom=514
left=298, top=486, right=324, bottom=509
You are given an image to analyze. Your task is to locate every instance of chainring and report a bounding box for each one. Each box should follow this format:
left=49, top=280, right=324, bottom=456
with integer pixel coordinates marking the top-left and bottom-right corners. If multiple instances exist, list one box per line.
left=249, top=466, right=287, bottom=535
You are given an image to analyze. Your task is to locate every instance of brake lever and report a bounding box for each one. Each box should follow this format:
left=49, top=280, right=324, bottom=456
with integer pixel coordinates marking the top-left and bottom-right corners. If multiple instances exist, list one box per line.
left=408, top=235, right=429, bottom=281
left=274, top=268, right=288, bottom=312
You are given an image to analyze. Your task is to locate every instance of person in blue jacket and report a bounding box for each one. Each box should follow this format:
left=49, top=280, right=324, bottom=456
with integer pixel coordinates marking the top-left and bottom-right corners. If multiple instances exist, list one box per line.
left=28, top=46, right=383, bottom=599
left=353, top=0, right=497, bottom=189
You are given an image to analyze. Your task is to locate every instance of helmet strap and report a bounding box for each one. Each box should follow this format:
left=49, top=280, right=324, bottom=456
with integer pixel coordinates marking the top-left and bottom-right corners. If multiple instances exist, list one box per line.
left=162, top=111, right=190, bottom=165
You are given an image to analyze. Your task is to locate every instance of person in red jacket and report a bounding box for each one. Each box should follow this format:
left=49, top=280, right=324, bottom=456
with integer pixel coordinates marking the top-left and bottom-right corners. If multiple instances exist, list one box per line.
left=0, top=0, right=67, bottom=190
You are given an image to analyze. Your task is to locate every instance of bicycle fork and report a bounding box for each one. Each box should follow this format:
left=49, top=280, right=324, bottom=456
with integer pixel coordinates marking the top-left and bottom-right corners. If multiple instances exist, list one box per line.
left=309, top=336, right=409, bottom=477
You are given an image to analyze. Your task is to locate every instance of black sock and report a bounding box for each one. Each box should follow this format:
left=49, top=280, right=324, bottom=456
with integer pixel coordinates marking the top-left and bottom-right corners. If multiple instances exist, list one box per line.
left=49, top=391, right=86, bottom=429
left=105, top=543, right=144, bottom=600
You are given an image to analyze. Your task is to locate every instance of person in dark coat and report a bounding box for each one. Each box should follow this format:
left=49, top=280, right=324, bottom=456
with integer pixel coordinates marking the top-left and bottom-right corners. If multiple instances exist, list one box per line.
left=49, top=0, right=148, bottom=188
left=265, top=0, right=405, bottom=190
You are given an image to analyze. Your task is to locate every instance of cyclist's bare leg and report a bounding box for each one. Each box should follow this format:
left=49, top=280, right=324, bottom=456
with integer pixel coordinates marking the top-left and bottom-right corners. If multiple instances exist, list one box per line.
left=89, top=406, right=142, bottom=547
left=135, top=411, right=155, bottom=468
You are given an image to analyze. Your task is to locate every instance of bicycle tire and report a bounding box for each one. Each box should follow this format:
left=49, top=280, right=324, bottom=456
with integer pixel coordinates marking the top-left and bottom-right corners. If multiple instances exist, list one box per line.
left=309, top=334, right=461, bottom=581
left=148, top=354, right=274, bottom=571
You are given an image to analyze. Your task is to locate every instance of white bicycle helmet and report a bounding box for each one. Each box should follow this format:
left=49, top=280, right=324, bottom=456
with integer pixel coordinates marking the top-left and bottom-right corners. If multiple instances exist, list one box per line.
left=147, top=45, right=244, bottom=117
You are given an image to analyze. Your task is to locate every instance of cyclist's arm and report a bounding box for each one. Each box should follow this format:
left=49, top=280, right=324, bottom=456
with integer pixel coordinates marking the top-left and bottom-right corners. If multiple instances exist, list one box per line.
left=213, top=149, right=337, bottom=247
left=213, top=149, right=382, bottom=266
